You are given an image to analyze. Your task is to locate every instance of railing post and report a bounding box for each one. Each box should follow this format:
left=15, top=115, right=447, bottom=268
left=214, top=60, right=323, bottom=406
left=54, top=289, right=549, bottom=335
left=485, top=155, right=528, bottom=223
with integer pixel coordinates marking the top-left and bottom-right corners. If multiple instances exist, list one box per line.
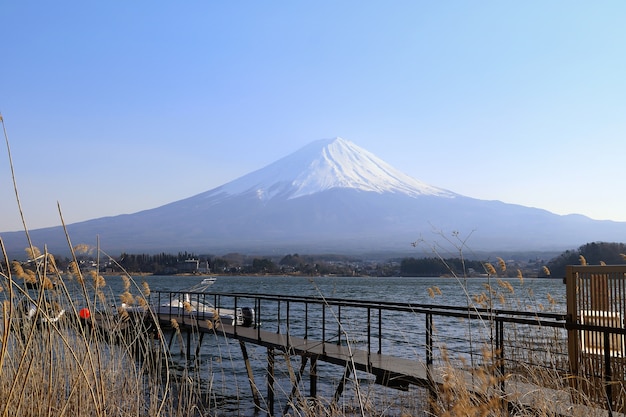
left=496, top=316, right=505, bottom=395
left=234, top=296, right=238, bottom=335
left=304, top=302, right=309, bottom=339
left=426, top=311, right=436, bottom=407
left=256, top=298, right=261, bottom=342
left=378, top=308, right=382, bottom=355
left=337, top=305, right=341, bottom=346
left=286, top=301, right=290, bottom=342
left=367, top=307, right=371, bottom=361
left=322, top=304, right=326, bottom=355
left=277, top=300, right=281, bottom=334
left=426, top=312, right=433, bottom=367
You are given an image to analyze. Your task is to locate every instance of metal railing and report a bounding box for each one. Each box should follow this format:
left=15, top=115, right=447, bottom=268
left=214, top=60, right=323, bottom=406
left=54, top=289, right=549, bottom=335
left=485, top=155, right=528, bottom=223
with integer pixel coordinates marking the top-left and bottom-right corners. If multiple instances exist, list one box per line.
left=151, top=290, right=571, bottom=373
left=145, top=289, right=626, bottom=413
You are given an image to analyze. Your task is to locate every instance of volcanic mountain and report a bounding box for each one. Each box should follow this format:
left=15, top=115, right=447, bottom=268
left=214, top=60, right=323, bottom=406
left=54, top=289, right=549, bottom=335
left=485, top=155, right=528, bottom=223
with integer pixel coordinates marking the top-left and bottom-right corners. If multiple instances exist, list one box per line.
left=2, top=137, right=626, bottom=257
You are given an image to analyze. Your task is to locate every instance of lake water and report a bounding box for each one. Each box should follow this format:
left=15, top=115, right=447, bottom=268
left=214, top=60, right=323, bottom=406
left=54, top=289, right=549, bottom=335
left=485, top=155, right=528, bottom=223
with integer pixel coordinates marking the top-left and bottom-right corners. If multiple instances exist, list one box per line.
left=105, top=274, right=566, bottom=311
left=99, top=274, right=566, bottom=415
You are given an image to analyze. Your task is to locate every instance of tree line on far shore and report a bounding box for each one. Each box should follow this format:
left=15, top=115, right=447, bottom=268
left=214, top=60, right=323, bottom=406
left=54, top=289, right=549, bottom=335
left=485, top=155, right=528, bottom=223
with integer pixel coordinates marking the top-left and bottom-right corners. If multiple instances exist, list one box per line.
left=113, top=241, right=626, bottom=278
left=5, top=241, right=626, bottom=279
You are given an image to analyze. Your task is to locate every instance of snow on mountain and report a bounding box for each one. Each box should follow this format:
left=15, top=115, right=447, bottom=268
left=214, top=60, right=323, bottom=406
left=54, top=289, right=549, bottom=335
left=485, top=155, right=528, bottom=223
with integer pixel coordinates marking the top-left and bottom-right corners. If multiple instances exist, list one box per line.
left=203, top=137, right=456, bottom=201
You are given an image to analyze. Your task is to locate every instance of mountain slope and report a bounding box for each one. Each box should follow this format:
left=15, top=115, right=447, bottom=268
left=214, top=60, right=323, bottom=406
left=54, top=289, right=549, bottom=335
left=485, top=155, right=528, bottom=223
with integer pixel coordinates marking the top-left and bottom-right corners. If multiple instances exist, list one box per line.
left=1, top=137, right=625, bottom=257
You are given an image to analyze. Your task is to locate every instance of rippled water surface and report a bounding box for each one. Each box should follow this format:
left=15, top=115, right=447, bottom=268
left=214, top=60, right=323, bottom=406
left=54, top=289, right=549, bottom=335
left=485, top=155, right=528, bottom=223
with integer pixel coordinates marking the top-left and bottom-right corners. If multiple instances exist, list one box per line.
left=106, top=274, right=566, bottom=310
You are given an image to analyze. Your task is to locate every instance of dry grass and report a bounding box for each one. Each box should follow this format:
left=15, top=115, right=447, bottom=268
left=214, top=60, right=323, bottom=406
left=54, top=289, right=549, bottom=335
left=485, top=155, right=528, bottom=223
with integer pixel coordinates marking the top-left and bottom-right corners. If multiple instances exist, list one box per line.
left=0, top=245, right=213, bottom=416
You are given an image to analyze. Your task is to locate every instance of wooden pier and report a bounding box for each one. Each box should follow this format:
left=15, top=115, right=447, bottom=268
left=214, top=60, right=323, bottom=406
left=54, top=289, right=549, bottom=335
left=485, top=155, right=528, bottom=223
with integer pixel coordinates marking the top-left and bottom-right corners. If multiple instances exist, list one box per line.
left=114, top=285, right=626, bottom=417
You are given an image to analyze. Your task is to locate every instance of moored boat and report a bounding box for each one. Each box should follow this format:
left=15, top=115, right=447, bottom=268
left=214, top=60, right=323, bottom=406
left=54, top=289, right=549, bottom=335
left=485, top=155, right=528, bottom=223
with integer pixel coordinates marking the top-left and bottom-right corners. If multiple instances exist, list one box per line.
left=154, top=294, right=252, bottom=326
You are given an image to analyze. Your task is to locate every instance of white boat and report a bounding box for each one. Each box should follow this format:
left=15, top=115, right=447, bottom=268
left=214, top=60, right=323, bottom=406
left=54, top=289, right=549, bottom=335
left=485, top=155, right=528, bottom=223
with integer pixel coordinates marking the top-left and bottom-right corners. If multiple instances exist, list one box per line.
left=122, top=277, right=254, bottom=327
left=156, top=277, right=245, bottom=324
left=155, top=294, right=251, bottom=327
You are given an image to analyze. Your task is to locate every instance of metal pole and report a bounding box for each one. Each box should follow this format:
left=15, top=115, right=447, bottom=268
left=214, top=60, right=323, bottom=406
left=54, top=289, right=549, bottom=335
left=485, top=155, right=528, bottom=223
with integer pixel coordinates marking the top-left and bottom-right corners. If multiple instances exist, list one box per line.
left=337, top=305, right=341, bottom=346
left=267, top=348, right=275, bottom=416
left=378, top=308, right=382, bottom=355
left=604, top=330, right=614, bottom=416
left=322, top=305, right=326, bottom=355
left=305, top=302, right=309, bottom=339
left=234, top=296, right=238, bottom=335
left=426, top=312, right=432, bottom=367
left=497, top=318, right=505, bottom=396
left=426, top=312, right=436, bottom=410
left=367, top=307, right=371, bottom=364
left=257, top=298, right=261, bottom=341
left=277, top=300, right=281, bottom=334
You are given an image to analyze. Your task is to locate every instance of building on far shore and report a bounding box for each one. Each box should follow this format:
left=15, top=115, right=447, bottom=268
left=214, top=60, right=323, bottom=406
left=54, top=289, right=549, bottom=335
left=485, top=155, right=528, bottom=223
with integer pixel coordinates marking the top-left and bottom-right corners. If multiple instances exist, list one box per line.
left=176, top=259, right=210, bottom=274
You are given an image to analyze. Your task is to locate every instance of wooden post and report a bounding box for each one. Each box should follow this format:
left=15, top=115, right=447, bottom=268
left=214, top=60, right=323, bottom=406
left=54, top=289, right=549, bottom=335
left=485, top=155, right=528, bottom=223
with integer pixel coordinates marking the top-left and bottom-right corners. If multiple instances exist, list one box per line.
left=591, top=273, right=609, bottom=311
left=240, top=341, right=261, bottom=410
left=186, top=328, right=191, bottom=360
left=310, top=355, right=318, bottom=398
left=283, top=355, right=308, bottom=416
left=168, top=329, right=176, bottom=350
left=194, top=332, right=205, bottom=358
left=332, top=364, right=352, bottom=405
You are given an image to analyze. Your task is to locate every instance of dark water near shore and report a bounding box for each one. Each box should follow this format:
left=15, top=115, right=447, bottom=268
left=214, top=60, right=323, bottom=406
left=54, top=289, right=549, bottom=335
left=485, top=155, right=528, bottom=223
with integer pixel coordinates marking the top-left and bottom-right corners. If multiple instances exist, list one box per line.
left=103, top=275, right=566, bottom=415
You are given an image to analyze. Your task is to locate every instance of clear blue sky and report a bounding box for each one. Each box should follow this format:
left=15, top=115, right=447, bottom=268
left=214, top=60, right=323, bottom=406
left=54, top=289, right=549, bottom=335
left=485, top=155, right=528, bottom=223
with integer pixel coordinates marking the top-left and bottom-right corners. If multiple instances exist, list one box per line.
left=1, top=1, right=626, bottom=233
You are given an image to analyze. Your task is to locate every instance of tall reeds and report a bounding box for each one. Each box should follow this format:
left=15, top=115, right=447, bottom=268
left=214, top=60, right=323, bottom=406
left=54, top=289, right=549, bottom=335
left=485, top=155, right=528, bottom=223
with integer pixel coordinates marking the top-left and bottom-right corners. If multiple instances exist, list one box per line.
left=411, top=230, right=600, bottom=416
left=0, top=115, right=210, bottom=416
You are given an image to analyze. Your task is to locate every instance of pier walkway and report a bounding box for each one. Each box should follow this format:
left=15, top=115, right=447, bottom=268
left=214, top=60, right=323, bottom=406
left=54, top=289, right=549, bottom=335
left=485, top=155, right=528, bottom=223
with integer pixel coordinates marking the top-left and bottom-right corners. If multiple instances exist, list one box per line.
left=124, top=289, right=625, bottom=416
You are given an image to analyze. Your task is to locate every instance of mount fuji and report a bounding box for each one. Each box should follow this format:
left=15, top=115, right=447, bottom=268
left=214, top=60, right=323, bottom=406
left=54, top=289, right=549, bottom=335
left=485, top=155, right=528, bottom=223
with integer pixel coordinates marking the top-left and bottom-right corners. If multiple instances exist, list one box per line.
left=2, top=137, right=626, bottom=257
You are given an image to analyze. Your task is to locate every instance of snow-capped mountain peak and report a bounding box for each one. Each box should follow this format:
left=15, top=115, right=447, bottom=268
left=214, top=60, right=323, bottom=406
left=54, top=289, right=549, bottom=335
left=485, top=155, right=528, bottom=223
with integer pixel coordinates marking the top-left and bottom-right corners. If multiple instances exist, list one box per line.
left=5, top=136, right=626, bottom=256
left=206, top=137, right=456, bottom=200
